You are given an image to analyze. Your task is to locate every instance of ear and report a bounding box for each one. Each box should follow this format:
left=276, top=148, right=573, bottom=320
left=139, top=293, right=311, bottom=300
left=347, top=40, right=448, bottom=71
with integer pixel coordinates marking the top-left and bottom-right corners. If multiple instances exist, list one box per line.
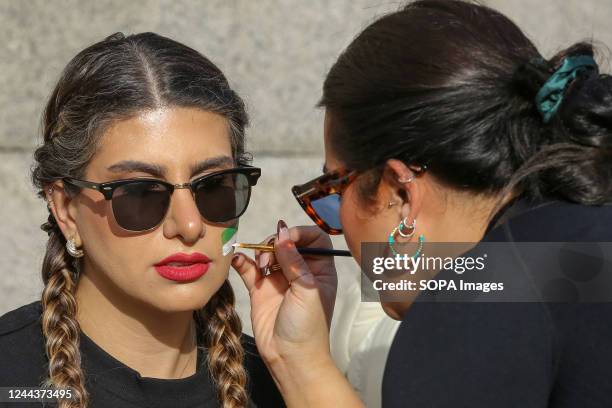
left=382, top=159, right=425, bottom=222
left=45, top=181, right=82, bottom=245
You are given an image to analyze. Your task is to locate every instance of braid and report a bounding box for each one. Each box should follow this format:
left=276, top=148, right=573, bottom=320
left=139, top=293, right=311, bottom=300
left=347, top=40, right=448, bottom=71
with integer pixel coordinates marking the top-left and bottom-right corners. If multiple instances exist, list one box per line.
left=198, top=280, right=248, bottom=408
left=40, top=215, right=89, bottom=408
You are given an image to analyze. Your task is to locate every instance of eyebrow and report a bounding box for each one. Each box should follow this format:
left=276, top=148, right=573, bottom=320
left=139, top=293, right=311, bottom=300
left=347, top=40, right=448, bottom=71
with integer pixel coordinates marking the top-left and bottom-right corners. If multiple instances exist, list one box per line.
left=106, top=156, right=234, bottom=179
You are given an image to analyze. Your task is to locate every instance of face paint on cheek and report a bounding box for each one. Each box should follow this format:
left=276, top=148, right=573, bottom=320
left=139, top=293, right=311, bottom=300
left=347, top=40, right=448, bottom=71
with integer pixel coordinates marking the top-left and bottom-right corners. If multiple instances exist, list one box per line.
left=221, top=224, right=238, bottom=256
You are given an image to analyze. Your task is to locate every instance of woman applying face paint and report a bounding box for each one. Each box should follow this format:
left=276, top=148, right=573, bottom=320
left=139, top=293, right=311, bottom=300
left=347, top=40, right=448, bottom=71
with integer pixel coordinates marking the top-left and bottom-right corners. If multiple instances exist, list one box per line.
left=232, top=1, right=612, bottom=407
left=0, top=32, right=283, bottom=408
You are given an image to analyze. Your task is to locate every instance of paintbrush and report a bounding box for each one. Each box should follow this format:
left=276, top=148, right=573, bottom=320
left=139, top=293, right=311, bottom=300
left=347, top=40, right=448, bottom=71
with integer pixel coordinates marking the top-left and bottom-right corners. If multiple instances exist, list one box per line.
left=232, top=242, right=351, bottom=257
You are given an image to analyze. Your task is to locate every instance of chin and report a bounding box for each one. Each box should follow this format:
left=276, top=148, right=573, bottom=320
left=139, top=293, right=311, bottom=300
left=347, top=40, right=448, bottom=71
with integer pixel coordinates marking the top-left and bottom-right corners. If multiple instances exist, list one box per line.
left=343, top=238, right=361, bottom=265
left=147, top=282, right=218, bottom=313
left=149, top=297, right=208, bottom=314
left=381, top=302, right=410, bottom=321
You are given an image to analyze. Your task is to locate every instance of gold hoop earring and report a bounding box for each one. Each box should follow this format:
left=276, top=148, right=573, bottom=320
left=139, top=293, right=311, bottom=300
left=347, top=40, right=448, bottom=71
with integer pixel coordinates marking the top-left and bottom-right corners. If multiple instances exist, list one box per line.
left=66, top=237, right=84, bottom=258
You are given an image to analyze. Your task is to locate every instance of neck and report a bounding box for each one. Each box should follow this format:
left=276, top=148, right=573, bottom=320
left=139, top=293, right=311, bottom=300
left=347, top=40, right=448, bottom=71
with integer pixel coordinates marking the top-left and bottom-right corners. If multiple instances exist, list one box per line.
left=75, top=266, right=198, bottom=379
left=425, top=190, right=515, bottom=244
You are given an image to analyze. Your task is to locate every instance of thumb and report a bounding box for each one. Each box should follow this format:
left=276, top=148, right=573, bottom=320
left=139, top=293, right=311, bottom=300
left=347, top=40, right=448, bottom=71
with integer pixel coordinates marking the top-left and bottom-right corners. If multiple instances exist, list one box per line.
left=231, top=252, right=261, bottom=294
left=274, top=221, right=315, bottom=288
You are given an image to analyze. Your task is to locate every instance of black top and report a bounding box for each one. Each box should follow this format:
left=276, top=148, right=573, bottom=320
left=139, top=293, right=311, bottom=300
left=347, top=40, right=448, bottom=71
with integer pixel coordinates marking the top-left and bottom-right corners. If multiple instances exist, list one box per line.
left=382, top=199, right=612, bottom=407
left=0, top=301, right=285, bottom=408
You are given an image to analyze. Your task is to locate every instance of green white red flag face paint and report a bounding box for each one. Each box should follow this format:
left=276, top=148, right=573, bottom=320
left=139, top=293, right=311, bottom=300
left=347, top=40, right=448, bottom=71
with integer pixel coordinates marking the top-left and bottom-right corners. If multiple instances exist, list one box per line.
left=222, top=226, right=238, bottom=256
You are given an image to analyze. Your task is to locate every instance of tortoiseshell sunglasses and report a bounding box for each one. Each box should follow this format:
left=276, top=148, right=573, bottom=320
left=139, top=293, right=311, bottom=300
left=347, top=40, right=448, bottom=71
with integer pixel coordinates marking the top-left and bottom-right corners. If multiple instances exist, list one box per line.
left=291, top=167, right=358, bottom=234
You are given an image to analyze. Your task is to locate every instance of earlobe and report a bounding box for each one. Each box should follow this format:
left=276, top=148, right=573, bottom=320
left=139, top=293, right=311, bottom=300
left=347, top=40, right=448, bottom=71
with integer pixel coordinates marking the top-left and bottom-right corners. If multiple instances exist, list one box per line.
left=400, top=201, right=411, bottom=219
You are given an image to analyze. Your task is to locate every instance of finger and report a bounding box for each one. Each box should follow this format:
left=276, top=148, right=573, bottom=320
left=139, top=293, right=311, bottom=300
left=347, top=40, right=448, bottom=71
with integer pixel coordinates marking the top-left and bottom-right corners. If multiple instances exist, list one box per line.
left=254, top=235, right=277, bottom=274
left=283, top=225, right=336, bottom=278
left=266, top=251, right=278, bottom=268
left=287, top=225, right=333, bottom=250
left=258, top=252, right=271, bottom=273
left=273, top=221, right=316, bottom=288
left=231, top=252, right=262, bottom=293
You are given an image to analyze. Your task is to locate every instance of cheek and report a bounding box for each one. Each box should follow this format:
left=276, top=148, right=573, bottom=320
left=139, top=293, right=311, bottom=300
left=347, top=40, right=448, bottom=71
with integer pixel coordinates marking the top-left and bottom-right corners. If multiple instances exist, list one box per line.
left=74, top=192, right=124, bottom=259
left=339, top=189, right=371, bottom=262
left=192, top=224, right=234, bottom=284
left=210, top=226, right=234, bottom=270
left=76, top=221, right=146, bottom=303
left=339, top=188, right=399, bottom=263
left=214, top=223, right=240, bottom=258
left=79, top=212, right=148, bottom=285
left=76, top=198, right=116, bottom=264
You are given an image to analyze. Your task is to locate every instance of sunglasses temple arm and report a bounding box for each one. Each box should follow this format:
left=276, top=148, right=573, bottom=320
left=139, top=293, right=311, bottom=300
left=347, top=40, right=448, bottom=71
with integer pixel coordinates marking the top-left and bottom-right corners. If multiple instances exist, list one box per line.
left=62, top=178, right=109, bottom=198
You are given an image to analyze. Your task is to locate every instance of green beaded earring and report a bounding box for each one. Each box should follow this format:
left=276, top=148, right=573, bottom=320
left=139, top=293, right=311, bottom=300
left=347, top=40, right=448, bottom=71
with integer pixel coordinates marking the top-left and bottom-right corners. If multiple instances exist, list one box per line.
left=388, top=217, right=425, bottom=257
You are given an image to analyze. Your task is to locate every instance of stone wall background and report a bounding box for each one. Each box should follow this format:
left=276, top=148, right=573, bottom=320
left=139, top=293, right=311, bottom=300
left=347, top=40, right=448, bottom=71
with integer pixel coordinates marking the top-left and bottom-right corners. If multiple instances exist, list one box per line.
left=1, top=0, right=611, bottom=327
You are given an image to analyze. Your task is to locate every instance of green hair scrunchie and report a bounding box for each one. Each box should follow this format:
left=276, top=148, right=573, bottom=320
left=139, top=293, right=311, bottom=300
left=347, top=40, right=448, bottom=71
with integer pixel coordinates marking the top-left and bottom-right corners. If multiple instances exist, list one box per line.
left=535, top=55, right=598, bottom=123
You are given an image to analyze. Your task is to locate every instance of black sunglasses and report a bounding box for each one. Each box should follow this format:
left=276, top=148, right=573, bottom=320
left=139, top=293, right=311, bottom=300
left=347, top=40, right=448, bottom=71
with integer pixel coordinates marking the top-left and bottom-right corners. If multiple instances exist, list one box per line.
left=62, top=165, right=261, bottom=232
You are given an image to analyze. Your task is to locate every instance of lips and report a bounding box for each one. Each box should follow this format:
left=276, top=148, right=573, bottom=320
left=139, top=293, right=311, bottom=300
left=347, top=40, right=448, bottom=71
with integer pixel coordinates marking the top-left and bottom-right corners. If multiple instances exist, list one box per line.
left=156, top=252, right=211, bottom=265
left=154, top=252, right=211, bottom=282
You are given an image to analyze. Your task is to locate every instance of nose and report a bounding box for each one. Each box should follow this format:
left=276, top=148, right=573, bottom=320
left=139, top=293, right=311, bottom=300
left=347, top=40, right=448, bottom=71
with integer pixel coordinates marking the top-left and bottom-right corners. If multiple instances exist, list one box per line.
left=162, top=184, right=205, bottom=243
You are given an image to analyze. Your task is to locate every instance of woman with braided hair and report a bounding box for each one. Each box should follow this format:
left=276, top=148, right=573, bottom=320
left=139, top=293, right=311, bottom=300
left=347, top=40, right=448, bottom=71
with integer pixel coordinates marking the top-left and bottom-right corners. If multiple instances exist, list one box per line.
left=0, top=32, right=283, bottom=408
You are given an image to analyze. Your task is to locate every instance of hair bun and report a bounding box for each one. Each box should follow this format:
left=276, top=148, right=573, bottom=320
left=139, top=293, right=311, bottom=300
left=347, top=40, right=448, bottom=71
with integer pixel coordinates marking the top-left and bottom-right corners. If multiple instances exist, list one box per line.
left=560, top=74, right=612, bottom=148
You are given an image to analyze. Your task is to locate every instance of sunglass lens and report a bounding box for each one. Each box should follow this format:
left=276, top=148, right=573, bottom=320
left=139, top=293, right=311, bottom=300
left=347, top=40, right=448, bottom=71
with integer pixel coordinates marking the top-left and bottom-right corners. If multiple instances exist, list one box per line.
left=194, top=172, right=250, bottom=222
left=112, top=181, right=170, bottom=231
left=311, top=193, right=342, bottom=230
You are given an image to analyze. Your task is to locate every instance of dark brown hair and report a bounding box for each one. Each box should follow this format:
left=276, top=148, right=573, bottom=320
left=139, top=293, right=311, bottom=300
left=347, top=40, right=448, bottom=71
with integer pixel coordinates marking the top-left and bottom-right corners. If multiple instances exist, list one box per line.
left=320, top=0, right=612, bottom=208
left=31, top=32, right=250, bottom=408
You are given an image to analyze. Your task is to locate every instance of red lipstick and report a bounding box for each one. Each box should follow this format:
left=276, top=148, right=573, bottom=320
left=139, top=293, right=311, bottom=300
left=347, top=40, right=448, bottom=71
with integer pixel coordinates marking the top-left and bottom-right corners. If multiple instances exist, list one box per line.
left=154, top=252, right=211, bottom=282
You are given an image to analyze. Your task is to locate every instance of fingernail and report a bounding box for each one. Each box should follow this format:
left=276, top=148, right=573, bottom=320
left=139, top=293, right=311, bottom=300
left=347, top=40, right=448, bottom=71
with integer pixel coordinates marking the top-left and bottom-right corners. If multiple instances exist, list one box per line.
left=258, top=252, right=271, bottom=269
left=231, top=253, right=240, bottom=263
left=278, top=220, right=289, bottom=242
left=277, top=220, right=287, bottom=237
